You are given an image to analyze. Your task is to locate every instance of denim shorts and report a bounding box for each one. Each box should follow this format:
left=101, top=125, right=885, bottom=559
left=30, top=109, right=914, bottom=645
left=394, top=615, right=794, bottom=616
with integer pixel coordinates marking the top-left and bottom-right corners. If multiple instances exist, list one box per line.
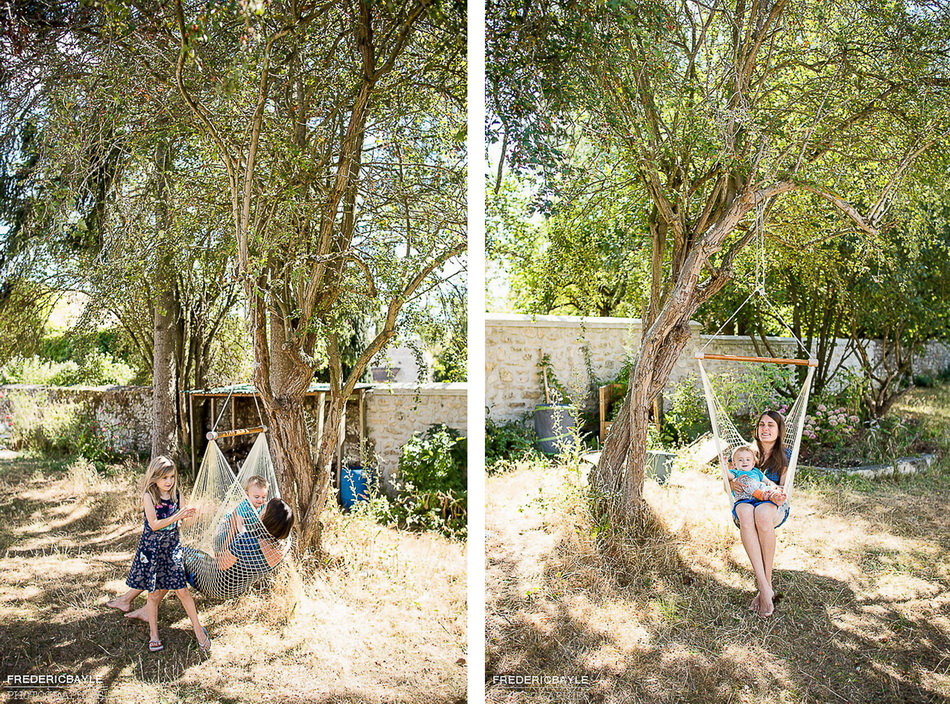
left=732, top=498, right=790, bottom=529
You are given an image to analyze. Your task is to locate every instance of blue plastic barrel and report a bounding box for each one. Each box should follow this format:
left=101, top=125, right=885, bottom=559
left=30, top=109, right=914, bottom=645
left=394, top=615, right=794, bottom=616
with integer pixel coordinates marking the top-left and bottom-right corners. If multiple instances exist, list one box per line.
left=340, top=466, right=370, bottom=509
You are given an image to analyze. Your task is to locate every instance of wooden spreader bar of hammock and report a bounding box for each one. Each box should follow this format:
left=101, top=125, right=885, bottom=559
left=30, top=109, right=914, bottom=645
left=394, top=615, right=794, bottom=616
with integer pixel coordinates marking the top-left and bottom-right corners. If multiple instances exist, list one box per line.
left=206, top=426, right=267, bottom=440
left=696, top=352, right=818, bottom=367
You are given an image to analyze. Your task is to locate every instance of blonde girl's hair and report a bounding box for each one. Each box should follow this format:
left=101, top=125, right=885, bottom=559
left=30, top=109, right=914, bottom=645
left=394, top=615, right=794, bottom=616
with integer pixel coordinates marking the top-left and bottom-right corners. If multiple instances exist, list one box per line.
left=142, top=456, right=177, bottom=505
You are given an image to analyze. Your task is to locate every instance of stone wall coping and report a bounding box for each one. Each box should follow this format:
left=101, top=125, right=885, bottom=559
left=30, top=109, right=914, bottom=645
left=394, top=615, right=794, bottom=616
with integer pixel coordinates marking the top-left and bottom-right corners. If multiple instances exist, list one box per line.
left=486, top=313, right=705, bottom=330
left=0, top=382, right=468, bottom=395
left=365, top=382, right=467, bottom=395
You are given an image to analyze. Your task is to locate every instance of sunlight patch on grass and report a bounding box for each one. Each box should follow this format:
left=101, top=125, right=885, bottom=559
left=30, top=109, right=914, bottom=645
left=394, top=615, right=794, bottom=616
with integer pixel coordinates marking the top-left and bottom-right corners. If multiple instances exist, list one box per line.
left=0, top=456, right=466, bottom=703
left=488, top=385, right=950, bottom=702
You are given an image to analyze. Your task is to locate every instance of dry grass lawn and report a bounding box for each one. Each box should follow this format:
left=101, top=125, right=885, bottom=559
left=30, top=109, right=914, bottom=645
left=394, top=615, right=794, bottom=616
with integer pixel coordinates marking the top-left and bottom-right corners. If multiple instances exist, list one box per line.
left=486, top=385, right=950, bottom=704
left=0, top=457, right=466, bottom=703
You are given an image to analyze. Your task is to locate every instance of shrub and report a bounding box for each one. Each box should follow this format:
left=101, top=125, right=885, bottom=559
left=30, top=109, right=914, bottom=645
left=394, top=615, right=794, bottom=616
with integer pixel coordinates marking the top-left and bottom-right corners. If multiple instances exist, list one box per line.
left=663, top=366, right=797, bottom=447
left=371, top=424, right=467, bottom=539
left=485, top=416, right=540, bottom=472
left=0, top=351, right=135, bottom=386
left=2, top=392, right=139, bottom=466
left=663, top=376, right=708, bottom=446
left=714, top=364, right=795, bottom=425
left=802, top=404, right=860, bottom=448
left=801, top=410, right=935, bottom=467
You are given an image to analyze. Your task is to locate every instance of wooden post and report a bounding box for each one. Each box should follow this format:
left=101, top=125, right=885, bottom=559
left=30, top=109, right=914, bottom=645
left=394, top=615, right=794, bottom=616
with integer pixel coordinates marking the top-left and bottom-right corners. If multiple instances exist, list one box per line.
left=337, top=398, right=347, bottom=489
left=358, top=389, right=366, bottom=462
left=317, top=392, right=326, bottom=450
left=188, top=393, right=195, bottom=474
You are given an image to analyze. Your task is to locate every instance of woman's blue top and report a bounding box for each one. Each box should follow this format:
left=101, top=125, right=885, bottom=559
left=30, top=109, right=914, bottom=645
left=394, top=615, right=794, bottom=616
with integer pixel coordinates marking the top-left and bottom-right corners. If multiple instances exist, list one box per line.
left=229, top=532, right=270, bottom=574
left=762, top=446, right=793, bottom=484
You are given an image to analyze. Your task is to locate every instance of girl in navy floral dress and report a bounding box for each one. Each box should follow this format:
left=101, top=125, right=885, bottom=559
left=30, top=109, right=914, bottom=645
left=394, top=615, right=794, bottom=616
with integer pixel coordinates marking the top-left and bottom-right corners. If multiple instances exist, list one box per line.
left=112, top=456, right=210, bottom=652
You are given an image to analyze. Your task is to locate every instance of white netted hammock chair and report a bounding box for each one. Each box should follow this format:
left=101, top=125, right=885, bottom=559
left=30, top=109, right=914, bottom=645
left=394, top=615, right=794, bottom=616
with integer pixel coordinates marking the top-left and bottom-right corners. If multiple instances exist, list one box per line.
left=696, top=288, right=818, bottom=529
left=179, top=390, right=292, bottom=600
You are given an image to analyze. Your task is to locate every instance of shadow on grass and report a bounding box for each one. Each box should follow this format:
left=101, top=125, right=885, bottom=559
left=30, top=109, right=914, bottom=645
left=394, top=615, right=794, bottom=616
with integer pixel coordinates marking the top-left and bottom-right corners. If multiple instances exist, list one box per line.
left=0, top=608, right=207, bottom=696
left=487, top=500, right=949, bottom=704
left=0, top=454, right=467, bottom=704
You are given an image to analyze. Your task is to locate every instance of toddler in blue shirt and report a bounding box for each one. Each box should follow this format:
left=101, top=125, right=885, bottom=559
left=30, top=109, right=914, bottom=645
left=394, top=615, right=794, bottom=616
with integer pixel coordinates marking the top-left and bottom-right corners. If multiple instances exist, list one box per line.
left=729, top=445, right=787, bottom=505
left=213, top=475, right=270, bottom=553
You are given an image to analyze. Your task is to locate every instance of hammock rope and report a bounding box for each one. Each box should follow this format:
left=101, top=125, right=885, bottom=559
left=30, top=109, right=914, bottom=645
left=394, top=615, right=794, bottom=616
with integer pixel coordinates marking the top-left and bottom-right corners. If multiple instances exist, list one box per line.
left=181, top=431, right=291, bottom=600
left=696, top=202, right=817, bottom=526
left=696, top=355, right=816, bottom=511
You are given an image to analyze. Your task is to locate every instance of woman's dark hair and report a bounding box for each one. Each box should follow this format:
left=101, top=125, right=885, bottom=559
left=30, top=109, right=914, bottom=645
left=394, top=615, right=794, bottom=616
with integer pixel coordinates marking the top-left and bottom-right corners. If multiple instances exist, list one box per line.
left=754, top=410, right=788, bottom=478
left=261, top=498, right=294, bottom=540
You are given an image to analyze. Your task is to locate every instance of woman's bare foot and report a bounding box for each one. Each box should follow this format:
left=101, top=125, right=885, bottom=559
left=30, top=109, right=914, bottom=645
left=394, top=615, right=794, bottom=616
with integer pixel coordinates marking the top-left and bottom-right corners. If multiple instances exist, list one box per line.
left=106, top=597, right=132, bottom=612
left=749, top=593, right=760, bottom=613
left=125, top=607, right=148, bottom=623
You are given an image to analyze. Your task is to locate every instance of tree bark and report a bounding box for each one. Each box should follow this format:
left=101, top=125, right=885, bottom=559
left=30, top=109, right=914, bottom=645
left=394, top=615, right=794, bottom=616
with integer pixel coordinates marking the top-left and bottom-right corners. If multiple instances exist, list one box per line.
left=151, top=279, right=182, bottom=460
left=592, top=319, right=693, bottom=521
left=150, top=138, right=182, bottom=461
left=593, top=183, right=791, bottom=524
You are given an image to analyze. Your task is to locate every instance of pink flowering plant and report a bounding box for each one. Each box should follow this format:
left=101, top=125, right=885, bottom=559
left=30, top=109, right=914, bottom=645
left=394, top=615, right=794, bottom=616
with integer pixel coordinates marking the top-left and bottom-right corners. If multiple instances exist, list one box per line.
left=76, top=420, right=140, bottom=466
left=799, top=392, right=934, bottom=466
left=803, top=404, right=860, bottom=448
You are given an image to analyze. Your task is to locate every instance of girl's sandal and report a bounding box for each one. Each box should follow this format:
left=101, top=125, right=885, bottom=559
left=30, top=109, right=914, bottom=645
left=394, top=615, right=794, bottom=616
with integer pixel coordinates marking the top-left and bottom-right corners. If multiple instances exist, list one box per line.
left=148, top=640, right=164, bottom=652
left=198, top=627, right=212, bottom=653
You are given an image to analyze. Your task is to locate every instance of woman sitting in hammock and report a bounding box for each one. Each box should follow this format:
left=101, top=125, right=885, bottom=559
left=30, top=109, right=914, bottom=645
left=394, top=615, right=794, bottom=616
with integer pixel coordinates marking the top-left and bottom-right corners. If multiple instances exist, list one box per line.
left=730, top=410, right=791, bottom=618
left=215, top=498, right=293, bottom=570
left=186, top=497, right=294, bottom=600
left=124, top=498, right=294, bottom=612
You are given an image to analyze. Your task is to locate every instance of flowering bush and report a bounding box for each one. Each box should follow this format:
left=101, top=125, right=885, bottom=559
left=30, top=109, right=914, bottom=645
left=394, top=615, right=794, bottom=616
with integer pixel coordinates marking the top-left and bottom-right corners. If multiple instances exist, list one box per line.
left=803, top=404, right=860, bottom=447
left=798, top=398, right=934, bottom=467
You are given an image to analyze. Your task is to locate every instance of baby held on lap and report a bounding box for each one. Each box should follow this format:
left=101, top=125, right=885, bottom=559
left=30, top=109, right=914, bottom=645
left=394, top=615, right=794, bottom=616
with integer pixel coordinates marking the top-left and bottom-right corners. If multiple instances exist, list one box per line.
left=729, top=446, right=787, bottom=505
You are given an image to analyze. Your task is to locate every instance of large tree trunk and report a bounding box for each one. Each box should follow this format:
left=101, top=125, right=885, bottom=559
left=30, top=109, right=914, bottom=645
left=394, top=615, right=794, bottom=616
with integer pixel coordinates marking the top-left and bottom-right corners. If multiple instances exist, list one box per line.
left=152, top=279, right=182, bottom=460
left=303, top=398, right=344, bottom=550
left=251, top=311, right=337, bottom=553
left=150, top=138, right=182, bottom=461
left=257, top=374, right=344, bottom=554
left=594, top=182, right=796, bottom=525
left=593, top=319, right=694, bottom=523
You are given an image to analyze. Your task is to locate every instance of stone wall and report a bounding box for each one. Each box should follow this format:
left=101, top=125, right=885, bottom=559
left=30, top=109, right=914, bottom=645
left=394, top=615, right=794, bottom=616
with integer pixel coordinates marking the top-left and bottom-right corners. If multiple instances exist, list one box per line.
left=0, top=384, right=153, bottom=454
left=364, top=383, right=468, bottom=482
left=486, top=314, right=652, bottom=421
left=0, top=382, right=468, bottom=483
left=485, top=313, right=950, bottom=422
